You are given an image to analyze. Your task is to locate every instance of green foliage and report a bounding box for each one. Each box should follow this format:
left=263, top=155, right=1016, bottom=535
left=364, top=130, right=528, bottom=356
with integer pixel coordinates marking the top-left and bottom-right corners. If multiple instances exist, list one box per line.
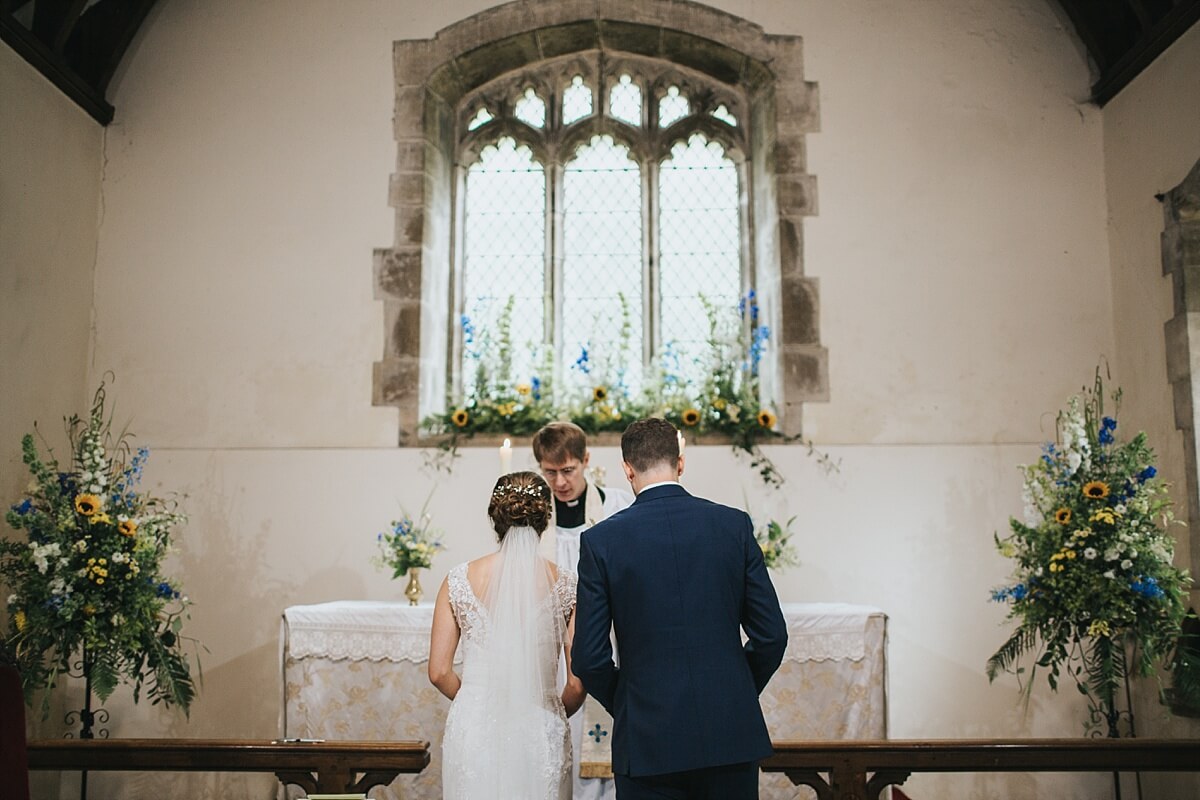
left=0, top=381, right=200, bottom=716
left=755, top=516, right=799, bottom=570
left=373, top=492, right=445, bottom=577
left=987, top=369, right=1191, bottom=734
left=425, top=291, right=837, bottom=486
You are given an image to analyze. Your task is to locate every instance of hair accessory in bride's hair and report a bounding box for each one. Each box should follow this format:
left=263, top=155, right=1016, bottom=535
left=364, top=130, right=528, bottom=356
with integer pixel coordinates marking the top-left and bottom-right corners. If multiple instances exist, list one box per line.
left=490, top=482, right=544, bottom=501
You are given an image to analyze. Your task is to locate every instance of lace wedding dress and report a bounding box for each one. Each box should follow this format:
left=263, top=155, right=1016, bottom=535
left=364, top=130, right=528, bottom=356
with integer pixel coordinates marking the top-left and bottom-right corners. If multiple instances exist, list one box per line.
left=441, top=527, right=576, bottom=800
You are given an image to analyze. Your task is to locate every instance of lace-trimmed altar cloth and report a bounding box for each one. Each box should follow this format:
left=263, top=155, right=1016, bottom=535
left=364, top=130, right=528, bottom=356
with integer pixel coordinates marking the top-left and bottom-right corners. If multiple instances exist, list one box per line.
left=281, top=600, right=883, bottom=665
left=280, top=600, right=887, bottom=800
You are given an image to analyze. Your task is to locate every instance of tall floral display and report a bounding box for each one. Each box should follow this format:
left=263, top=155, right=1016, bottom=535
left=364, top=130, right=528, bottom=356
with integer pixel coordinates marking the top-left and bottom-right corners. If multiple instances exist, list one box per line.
left=987, top=372, right=1191, bottom=735
left=1, top=383, right=199, bottom=726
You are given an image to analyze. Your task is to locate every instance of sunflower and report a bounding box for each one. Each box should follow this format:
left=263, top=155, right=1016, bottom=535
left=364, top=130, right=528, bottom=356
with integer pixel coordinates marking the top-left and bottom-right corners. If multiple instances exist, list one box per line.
left=1054, top=508, right=1072, bottom=525
left=1082, top=480, right=1110, bottom=500
left=681, top=408, right=701, bottom=427
left=13, top=610, right=26, bottom=631
left=451, top=409, right=469, bottom=428
left=118, top=519, right=138, bottom=537
left=74, top=493, right=102, bottom=516
left=593, top=386, right=608, bottom=402
left=757, top=409, right=777, bottom=428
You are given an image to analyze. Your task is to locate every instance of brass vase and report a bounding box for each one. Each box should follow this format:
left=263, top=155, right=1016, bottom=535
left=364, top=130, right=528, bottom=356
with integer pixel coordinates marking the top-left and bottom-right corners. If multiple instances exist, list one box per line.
left=404, top=567, right=423, bottom=606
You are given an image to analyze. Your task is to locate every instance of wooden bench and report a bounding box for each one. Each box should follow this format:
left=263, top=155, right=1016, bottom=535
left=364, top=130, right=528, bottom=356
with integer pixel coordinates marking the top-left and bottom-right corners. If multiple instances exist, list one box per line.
left=760, top=738, right=1200, bottom=800
left=27, top=738, right=430, bottom=795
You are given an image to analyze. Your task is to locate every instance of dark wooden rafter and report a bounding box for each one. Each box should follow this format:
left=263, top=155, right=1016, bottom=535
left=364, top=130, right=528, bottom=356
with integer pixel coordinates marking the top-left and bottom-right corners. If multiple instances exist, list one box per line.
left=1, top=0, right=159, bottom=125
left=1, top=0, right=1197, bottom=126
left=1057, top=0, right=1200, bottom=105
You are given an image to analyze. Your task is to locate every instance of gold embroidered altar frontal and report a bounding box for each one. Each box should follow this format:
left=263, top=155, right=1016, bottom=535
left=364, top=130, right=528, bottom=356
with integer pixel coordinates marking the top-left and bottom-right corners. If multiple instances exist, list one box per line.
left=281, top=601, right=887, bottom=800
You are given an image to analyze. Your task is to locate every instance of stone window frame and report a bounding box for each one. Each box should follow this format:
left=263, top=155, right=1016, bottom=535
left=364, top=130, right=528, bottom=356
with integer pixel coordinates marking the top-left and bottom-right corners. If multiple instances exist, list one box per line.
left=452, top=52, right=752, bottom=397
left=373, top=0, right=826, bottom=444
left=1161, top=156, right=1200, bottom=578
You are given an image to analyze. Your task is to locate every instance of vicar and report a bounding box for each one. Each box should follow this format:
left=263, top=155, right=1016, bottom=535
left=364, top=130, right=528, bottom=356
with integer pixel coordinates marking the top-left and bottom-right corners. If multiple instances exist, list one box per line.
left=532, top=421, right=633, bottom=800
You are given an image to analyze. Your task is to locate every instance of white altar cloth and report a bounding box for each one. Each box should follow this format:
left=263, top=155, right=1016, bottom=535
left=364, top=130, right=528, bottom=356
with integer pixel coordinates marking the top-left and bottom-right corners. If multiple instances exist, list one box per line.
left=281, top=601, right=887, bottom=800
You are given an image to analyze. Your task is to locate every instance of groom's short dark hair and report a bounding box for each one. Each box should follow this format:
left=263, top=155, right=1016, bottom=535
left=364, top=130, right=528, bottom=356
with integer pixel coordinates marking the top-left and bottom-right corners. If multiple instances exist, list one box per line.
left=621, top=417, right=680, bottom=473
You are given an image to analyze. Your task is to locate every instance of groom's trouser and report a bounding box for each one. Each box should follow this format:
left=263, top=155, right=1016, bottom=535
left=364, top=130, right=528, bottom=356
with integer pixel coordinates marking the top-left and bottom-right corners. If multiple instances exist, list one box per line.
left=613, top=761, right=758, bottom=799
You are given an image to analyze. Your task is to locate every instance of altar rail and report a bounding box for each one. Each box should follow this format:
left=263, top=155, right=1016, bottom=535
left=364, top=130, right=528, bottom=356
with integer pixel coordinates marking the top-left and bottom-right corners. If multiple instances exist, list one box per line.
left=760, top=738, right=1200, bottom=800
left=26, top=738, right=430, bottom=795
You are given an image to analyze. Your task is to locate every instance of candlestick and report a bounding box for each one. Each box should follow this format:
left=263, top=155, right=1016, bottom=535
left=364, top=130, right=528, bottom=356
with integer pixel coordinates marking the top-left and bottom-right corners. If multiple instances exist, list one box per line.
left=499, top=438, right=512, bottom=474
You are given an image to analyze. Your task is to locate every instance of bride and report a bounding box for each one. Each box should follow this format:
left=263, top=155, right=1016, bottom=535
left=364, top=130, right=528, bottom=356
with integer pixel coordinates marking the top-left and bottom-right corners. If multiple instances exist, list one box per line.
left=429, top=471, right=585, bottom=800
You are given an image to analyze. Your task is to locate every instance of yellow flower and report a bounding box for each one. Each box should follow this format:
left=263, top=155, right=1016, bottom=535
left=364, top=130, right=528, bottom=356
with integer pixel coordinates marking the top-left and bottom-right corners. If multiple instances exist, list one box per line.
left=1065, top=550, right=1076, bottom=560
left=497, top=402, right=516, bottom=417
left=83, top=604, right=96, bottom=616
left=757, top=409, right=777, bottom=429
left=516, top=383, right=532, bottom=397
left=14, top=610, right=26, bottom=631
left=451, top=409, right=469, bottom=428
left=1083, top=480, right=1110, bottom=500
left=1089, top=509, right=1116, bottom=526
left=713, top=397, right=727, bottom=410
left=1087, top=620, right=1111, bottom=638
left=1049, top=562, right=1062, bottom=573
left=118, top=519, right=138, bottom=537
left=75, top=494, right=102, bottom=516
left=1054, top=508, right=1071, bottom=525
left=90, top=512, right=112, bottom=526
left=1072, top=527, right=1092, bottom=539
left=681, top=408, right=701, bottom=427
left=593, top=386, right=608, bottom=402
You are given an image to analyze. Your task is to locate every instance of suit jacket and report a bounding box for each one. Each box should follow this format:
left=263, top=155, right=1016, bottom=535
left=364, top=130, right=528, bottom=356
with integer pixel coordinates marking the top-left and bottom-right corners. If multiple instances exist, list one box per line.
left=572, top=483, right=787, bottom=777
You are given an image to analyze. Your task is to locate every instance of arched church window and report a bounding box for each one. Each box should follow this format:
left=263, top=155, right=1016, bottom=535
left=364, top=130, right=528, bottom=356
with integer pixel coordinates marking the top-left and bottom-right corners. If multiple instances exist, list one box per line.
left=454, top=56, right=748, bottom=400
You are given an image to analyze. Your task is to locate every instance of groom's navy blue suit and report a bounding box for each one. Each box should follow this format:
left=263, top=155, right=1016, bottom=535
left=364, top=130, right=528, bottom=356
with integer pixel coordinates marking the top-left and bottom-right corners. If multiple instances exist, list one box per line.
left=572, top=483, right=787, bottom=793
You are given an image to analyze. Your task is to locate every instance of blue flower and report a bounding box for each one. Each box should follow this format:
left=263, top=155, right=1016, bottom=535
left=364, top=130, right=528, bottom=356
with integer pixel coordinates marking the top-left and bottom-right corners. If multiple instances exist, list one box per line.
left=1101, top=416, right=1117, bottom=431
left=1099, top=428, right=1114, bottom=445
left=1137, top=466, right=1157, bottom=483
left=574, top=346, right=591, bottom=374
left=531, top=376, right=542, bottom=401
left=11, top=498, right=32, bottom=515
left=156, top=582, right=176, bottom=599
left=1130, top=576, right=1164, bottom=599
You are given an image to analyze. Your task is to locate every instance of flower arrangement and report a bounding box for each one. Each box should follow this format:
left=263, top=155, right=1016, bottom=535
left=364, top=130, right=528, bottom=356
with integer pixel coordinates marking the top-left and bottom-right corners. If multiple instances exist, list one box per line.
left=987, top=370, right=1191, bottom=735
left=0, top=382, right=199, bottom=715
left=755, top=516, right=799, bottom=571
left=374, top=499, right=445, bottom=578
left=423, top=291, right=836, bottom=486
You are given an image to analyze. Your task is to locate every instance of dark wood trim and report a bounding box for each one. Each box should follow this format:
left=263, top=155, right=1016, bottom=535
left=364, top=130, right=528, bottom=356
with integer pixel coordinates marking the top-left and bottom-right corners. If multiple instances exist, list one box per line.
left=1092, top=0, right=1200, bottom=106
left=94, top=0, right=158, bottom=95
left=0, top=13, right=112, bottom=124
left=27, top=738, right=431, bottom=794
left=761, top=739, right=1200, bottom=800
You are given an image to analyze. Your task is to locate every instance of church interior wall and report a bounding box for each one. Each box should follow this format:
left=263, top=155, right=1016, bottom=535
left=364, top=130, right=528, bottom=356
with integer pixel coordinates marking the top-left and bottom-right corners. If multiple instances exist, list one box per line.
left=3, top=1, right=1198, bottom=797
left=0, top=43, right=100, bottom=498
left=1099, top=19, right=1200, bottom=798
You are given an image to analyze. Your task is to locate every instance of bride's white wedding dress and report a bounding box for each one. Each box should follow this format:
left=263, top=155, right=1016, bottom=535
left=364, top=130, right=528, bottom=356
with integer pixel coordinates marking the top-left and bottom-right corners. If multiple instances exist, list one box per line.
left=441, top=526, right=576, bottom=800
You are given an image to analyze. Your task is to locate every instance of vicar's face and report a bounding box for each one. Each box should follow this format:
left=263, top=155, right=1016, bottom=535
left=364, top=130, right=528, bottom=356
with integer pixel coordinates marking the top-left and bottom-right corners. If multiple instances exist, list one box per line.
left=539, top=452, right=590, bottom=503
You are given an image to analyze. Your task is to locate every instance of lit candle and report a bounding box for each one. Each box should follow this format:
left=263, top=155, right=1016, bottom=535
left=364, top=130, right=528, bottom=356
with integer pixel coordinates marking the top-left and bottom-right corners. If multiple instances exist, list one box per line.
left=499, top=438, right=512, bottom=474
left=677, top=430, right=686, bottom=456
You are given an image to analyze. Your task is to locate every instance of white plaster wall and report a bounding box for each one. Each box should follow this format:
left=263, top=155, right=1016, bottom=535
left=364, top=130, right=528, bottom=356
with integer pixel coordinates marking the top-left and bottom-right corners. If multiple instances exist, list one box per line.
left=1101, top=20, right=1200, bottom=799
left=8, top=0, right=1193, bottom=797
left=0, top=45, right=100, bottom=496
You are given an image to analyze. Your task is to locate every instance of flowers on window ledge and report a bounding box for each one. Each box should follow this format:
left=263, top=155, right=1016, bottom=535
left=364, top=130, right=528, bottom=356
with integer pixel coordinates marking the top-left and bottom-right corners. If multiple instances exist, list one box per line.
left=374, top=493, right=445, bottom=578
left=423, top=291, right=836, bottom=486
left=0, top=381, right=199, bottom=715
left=986, top=369, right=1192, bottom=735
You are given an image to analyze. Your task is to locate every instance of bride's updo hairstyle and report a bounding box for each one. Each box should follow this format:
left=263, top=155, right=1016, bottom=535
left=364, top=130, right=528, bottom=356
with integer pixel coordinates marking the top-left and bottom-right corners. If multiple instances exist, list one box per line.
left=488, top=471, right=553, bottom=539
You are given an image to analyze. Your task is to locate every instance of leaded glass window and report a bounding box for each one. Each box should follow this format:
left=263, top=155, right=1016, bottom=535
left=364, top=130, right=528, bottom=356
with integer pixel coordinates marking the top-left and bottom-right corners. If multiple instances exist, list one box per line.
left=455, top=55, right=748, bottom=398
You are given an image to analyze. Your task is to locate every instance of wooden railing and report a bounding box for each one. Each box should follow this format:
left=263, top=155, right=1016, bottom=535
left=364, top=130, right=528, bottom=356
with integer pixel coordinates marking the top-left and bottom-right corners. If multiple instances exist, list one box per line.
left=760, top=738, right=1200, bottom=800
left=26, top=738, right=430, bottom=795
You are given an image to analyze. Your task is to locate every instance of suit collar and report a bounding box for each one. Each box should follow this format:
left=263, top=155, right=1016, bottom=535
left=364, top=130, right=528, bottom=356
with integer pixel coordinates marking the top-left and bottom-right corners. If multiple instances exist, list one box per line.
left=633, top=483, right=689, bottom=503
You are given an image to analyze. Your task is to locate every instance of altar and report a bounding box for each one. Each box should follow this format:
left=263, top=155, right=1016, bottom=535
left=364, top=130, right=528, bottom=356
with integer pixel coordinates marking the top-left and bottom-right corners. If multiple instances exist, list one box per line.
left=280, top=601, right=887, bottom=799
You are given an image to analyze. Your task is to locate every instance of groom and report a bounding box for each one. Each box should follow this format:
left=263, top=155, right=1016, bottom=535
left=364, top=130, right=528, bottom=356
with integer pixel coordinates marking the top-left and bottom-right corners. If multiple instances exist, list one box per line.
left=572, top=417, right=788, bottom=799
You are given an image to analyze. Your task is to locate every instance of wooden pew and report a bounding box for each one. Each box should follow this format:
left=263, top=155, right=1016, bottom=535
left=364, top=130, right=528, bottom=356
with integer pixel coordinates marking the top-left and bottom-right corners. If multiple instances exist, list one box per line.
left=761, top=739, right=1200, bottom=800
left=27, top=738, right=430, bottom=795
